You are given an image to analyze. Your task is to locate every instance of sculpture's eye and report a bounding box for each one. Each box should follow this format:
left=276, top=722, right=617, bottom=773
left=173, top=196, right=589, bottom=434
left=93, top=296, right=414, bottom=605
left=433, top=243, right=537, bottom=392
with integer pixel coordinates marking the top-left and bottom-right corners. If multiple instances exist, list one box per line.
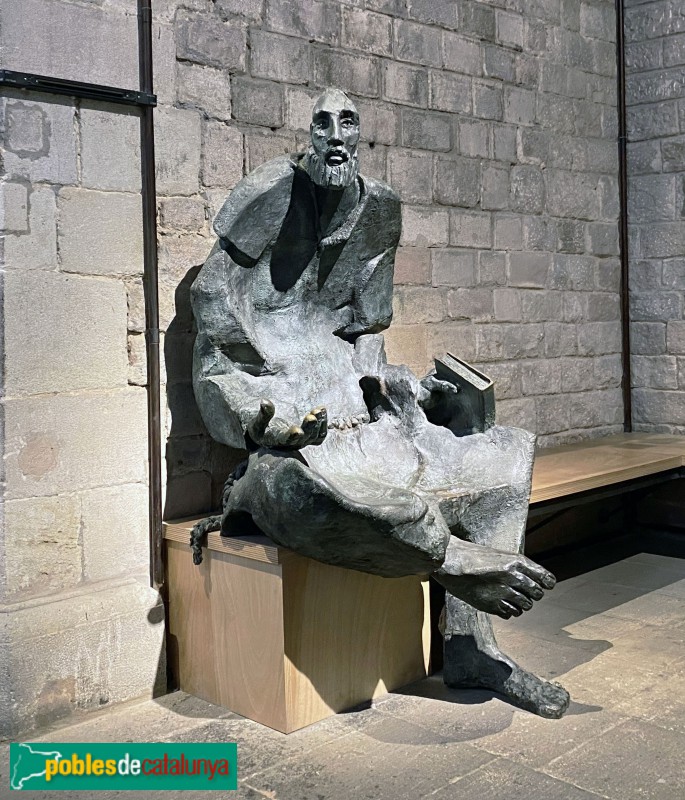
left=341, top=118, right=355, bottom=128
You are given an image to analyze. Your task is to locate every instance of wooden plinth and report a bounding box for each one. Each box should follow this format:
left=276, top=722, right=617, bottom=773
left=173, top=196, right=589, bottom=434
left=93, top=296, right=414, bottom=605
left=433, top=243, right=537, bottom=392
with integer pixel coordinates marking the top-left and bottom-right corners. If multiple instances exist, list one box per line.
left=164, top=520, right=431, bottom=734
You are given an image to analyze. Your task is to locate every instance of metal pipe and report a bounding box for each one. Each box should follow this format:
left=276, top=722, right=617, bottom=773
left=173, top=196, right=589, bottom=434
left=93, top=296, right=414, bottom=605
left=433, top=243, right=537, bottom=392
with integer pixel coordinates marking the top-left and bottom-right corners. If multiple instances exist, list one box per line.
left=616, top=0, right=632, bottom=432
left=138, top=1, right=164, bottom=589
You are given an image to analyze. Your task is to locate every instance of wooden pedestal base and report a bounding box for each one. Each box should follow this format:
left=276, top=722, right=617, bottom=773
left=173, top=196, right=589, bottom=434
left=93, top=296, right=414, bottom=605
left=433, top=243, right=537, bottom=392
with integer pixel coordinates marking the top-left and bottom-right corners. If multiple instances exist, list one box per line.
left=164, top=520, right=431, bottom=733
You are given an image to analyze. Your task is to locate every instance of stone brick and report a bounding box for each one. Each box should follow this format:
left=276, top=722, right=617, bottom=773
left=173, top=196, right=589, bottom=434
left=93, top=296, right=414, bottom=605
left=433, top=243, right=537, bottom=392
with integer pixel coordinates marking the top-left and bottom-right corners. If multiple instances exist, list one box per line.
left=0, top=182, right=28, bottom=233
left=497, top=397, right=536, bottom=431
left=510, top=165, right=545, bottom=214
left=394, top=247, right=431, bottom=284
left=662, top=136, right=685, bottom=171
left=484, top=45, right=517, bottom=82
left=496, top=11, right=524, bottom=50
left=626, top=40, right=663, bottom=72
left=342, top=8, right=392, bottom=56
left=216, top=0, right=263, bottom=19
left=80, top=105, right=141, bottom=192
left=202, top=121, right=244, bottom=189
left=401, top=206, right=449, bottom=246
left=473, top=81, right=503, bottom=119
left=231, top=78, right=284, bottom=127
left=521, top=290, right=563, bottom=322
left=58, top=188, right=143, bottom=277
left=431, top=249, right=476, bottom=287
left=628, top=174, right=676, bottom=222
left=458, top=120, right=490, bottom=158
left=482, top=163, right=510, bottom=210
left=587, top=222, right=619, bottom=256
left=447, top=288, right=494, bottom=322
left=633, top=388, right=685, bottom=425
left=176, top=62, right=231, bottom=120
left=284, top=86, right=321, bottom=131
left=545, top=169, right=600, bottom=220
left=476, top=324, right=525, bottom=361
left=312, top=49, right=379, bottom=98
left=521, top=359, right=562, bottom=395
left=662, top=258, right=685, bottom=289
left=382, top=62, right=428, bottom=107
left=5, top=386, right=147, bottom=500
left=265, top=0, right=341, bottom=45
left=434, top=156, right=480, bottom=207
left=5, top=270, right=128, bottom=395
left=562, top=291, right=587, bottom=322
left=494, top=216, right=522, bottom=250
left=460, top=1, right=496, bottom=41
left=246, top=131, right=296, bottom=171
left=580, top=2, right=616, bottom=42
left=479, top=251, right=507, bottom=285
left=664, top=33, right=685, bottom=67
left=383, top=325, right=428, bottom=377
left=426, top=322, right=478, bottom=362
left=407, top=0, right=458, bottom=28
left=557, top=219, right=586, bottom=253
left=632, top=322, right=666, bottom=359
left=176, top=10, right=246, bottom=70
left=627, top=100, right=679, bottom=141
left=504, top=87, right=536, bottom=125
left=155, top=107, right=202, bottom=196
left=159, top=197, right=207, bottom=232
left=598, top=175, right=620, bottom=221
left=667, top=321, right=685, bottom=353
left=81, top=484, right=149, bottom=581
left=394, top=20, right=442, bottom=67
left=493, top=288, right=522, bottom=321
left=476, top=361, right=521, bottom=399
left=359, top=142, right=388, bottom=182
left=442, top=32, right=482, bottom=76
left=152, top=22, right=178, bottom=106
left=537, top=94, right=576, bottom=134
left=545, top=323, right=578, bottom=357
left=128, top=332, right=148, bottom=387
left=522, top=215, right=555, bottom=250
left=449, top=210, right=492, bottom=248
left=3, top=187, right=57, bottom=271
left=251, top=30, right=310, bottom=84
left=586, top=292, right=620, bottom=321
left=493, top=124, right=517, bottom=162
left=593, top=353, right=622, bottom=389
left=126, top=278, right=146, bottom=334
left=631, top=355, right=678, bottom=389
left=1, top=0, right=138, bottom=88
left=595, top=257, right=621, bottom=291
left=508, top=252, right=550, bottom=288
left=518, top=127, right=550, bottom=166
left=354, top=100, right=399, bottom=145
left=430, top=71, right=471, bottom=114
left=577, top=321, right=622, bottom=355
left=640, top=222, right=685, bottom=257
left=3, top=495, right=81, bottom=601
left=393, top=286, right=447, bottom=323
left=561, top=357, right=595, bottom=392
left=402, top=109, right=452, bottom=151
left=388, top=149, right=433, bottom=204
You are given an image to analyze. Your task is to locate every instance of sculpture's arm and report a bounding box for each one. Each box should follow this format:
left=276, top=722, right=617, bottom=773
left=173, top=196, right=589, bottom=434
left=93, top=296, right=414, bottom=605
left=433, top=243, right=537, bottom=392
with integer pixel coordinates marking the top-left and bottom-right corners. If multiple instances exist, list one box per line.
left=337, top=245, right=397, bottom=340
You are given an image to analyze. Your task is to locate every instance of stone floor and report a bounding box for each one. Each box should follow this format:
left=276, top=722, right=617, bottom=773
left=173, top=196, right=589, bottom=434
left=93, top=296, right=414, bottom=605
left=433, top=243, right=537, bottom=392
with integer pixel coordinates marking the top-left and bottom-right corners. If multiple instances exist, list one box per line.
left=2, top=551, right=685, bottom=799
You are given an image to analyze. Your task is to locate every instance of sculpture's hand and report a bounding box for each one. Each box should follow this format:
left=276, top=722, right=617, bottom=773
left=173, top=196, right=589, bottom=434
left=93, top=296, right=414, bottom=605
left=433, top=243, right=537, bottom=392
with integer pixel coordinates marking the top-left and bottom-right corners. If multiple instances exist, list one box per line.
left=418, top=374, right=459, bottom=411
left=247, top=400, right=328, bottom=450
left=435, top=542, right=556, bottom=620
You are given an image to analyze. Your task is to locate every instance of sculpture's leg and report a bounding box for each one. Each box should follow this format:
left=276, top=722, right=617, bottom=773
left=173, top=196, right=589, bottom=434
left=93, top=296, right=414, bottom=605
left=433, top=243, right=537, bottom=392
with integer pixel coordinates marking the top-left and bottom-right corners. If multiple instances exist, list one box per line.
left=441, top=491, right=570, bottom=719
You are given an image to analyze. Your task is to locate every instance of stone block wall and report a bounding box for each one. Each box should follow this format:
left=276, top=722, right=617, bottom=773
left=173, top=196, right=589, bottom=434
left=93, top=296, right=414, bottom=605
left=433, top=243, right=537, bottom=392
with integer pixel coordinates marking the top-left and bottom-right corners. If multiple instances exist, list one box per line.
left=625, top=0, right=685, bottom=432
left=154, top=0, right=624, bottom=519
left=0, top=0, right=164, bottom=738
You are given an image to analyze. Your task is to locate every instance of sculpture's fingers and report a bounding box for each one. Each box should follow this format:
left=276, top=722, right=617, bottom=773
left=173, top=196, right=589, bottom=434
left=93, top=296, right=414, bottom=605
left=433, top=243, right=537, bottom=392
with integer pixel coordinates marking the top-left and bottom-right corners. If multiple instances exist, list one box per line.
left=497, top=600, right=519, bottom=619
left=284, top=425, right=305, bottom=446
left=313, top=408, right=328, bottom=443
left=301, top=413, right=319, bottom=442
left=517, top=559, right=556, bottom=590
left=252, top=399, right=275, bottom=437
left=510, top=572, right=545, bottom=601
left=505, top=589, right=534, bottom=612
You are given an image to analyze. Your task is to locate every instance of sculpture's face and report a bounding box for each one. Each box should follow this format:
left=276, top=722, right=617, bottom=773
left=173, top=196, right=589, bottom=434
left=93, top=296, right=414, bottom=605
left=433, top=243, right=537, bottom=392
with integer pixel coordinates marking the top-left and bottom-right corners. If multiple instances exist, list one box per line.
left=305, top=89, right=360, bottom=189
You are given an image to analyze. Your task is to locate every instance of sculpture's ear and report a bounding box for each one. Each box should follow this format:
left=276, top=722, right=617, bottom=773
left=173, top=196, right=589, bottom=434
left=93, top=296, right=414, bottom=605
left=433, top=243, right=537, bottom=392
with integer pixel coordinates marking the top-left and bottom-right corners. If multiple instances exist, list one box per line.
left=214, top=156, right=297, bottom=261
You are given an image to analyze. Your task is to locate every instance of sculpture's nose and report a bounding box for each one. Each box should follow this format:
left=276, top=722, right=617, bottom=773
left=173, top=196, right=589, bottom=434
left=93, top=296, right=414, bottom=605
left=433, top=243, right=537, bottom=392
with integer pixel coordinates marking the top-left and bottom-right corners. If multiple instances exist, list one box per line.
left=328, top=116, right=343, bottom=144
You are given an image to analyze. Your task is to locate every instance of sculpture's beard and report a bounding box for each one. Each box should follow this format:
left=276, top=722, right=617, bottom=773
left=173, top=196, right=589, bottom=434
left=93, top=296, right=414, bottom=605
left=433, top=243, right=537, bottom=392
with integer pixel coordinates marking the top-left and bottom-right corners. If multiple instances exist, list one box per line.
left=304, top=148, right=359, bottom=189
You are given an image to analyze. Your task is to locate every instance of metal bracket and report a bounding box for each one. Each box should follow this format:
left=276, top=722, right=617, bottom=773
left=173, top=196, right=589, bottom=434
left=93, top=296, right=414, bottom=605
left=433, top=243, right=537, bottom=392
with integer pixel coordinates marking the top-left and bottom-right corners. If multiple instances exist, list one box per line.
left=0, top=69, right=156, bottom=108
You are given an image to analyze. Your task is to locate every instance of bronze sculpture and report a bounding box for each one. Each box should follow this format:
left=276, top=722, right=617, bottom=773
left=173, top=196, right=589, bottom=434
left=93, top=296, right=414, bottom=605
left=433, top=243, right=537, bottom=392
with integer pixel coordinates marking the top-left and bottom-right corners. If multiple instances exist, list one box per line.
left=189, top=88, right=570, bottom=719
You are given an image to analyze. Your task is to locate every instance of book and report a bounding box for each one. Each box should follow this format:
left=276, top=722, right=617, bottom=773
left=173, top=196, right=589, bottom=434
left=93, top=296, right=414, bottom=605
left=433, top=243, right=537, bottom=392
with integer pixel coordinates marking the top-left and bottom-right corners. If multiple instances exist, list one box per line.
left=431, top=353, right=496, bottom=436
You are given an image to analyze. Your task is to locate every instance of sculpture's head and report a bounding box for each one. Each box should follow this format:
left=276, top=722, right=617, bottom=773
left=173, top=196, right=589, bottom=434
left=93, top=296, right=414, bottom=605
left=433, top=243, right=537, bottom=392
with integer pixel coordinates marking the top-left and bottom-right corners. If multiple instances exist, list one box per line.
left=304, top=88, right=360, bottom=189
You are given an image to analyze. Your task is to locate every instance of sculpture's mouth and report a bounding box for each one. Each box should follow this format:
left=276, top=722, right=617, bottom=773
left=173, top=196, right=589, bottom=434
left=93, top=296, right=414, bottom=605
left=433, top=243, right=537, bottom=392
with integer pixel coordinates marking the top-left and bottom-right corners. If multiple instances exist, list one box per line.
left=326, top=149, right=348, bottom=166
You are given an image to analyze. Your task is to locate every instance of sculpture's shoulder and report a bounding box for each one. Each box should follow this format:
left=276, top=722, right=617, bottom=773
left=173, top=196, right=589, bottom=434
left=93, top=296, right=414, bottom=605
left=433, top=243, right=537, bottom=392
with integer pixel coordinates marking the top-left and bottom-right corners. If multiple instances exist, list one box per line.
left=358, top=174, right=402, bottom=246
left=213, top=154, right=300, bottom=259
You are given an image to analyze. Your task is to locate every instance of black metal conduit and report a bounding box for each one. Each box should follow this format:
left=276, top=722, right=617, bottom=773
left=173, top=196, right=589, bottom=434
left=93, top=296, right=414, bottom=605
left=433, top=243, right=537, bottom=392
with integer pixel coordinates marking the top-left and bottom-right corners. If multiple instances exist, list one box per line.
left=1, top=13, right=163, bottom=590
left=616, top=0, right=632, bottom=432
left=138, top=1, right=164, bottom=591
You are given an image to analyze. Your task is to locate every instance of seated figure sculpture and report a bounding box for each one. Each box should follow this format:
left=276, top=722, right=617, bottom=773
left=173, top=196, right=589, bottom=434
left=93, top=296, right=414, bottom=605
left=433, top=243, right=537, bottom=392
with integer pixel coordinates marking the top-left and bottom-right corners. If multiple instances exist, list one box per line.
left=190, top=88, right=571, bottom=719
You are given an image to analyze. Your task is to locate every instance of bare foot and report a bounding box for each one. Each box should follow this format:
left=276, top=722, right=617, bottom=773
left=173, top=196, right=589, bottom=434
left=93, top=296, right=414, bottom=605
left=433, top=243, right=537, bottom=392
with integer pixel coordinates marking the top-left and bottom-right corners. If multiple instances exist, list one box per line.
left=444, top=636, right=570, bottom=719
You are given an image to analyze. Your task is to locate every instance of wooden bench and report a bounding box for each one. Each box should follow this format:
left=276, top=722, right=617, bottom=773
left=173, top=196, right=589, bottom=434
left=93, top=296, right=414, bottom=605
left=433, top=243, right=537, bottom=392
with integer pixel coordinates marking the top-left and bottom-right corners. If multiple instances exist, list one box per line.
left=164, top=432, right=685, bottom=733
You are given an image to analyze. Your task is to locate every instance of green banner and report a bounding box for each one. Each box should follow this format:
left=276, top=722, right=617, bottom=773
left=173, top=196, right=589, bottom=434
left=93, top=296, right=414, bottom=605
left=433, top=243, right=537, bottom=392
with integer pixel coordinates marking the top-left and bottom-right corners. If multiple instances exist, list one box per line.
left=9, top=742, right=238, bottom=791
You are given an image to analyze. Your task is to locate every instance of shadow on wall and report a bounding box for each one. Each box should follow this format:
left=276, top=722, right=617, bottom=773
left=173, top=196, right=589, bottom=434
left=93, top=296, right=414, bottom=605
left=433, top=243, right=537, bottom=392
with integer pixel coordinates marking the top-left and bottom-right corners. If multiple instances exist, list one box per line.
left=163, top=264, right=246, bottom=521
